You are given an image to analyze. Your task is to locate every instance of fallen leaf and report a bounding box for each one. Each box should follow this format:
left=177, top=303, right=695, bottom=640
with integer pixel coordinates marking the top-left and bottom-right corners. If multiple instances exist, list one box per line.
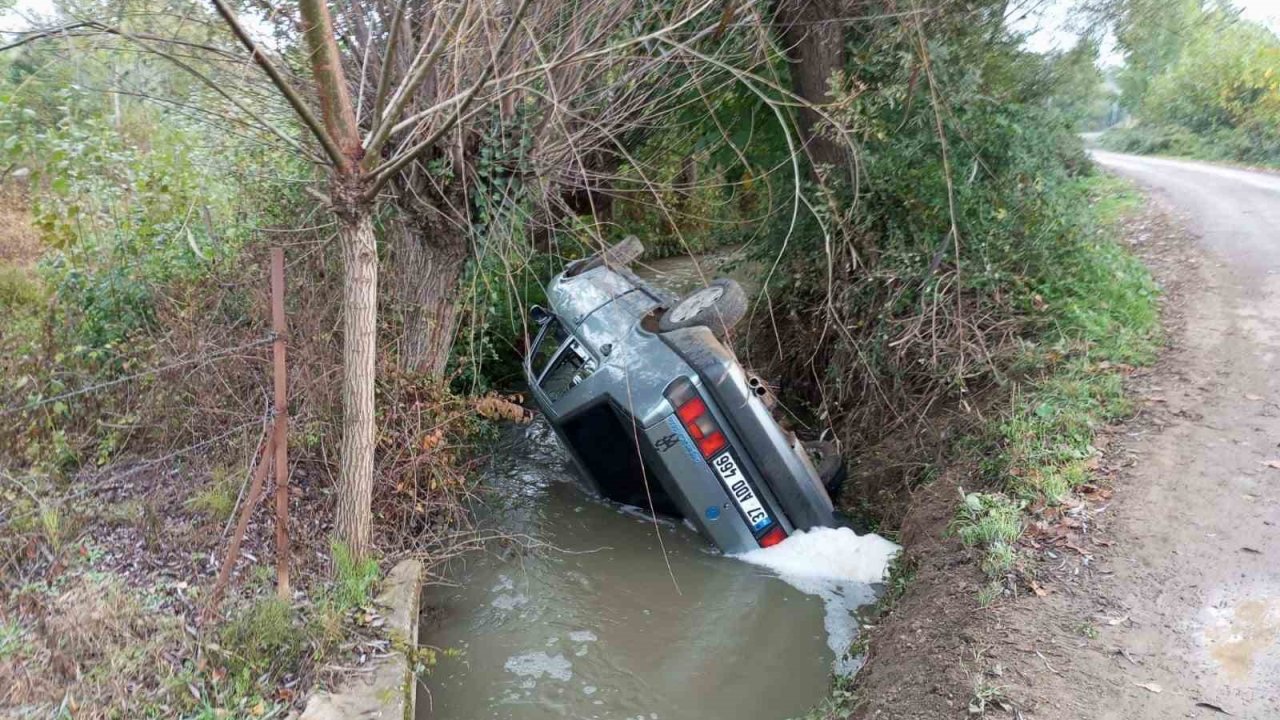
left=1195, top=701, right=1232, bottom=715
left=419, top=429, right=445, bottom=452
left=1064, top=542, right=1093, bottom=556
left=1262, top=460, right=1280, bottom=470
left=1103, top=615, right=1129, bottom=626
left=1240, top=547, right=1262, bottom=555
left=1134, top=681, right=1163, bottom=694
left=475, top=394, right=530, bottom=423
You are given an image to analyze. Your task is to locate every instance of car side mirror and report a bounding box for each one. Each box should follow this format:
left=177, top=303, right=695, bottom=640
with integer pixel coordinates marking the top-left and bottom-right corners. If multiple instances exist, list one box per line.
left=530, top=305, right=552, bottom=325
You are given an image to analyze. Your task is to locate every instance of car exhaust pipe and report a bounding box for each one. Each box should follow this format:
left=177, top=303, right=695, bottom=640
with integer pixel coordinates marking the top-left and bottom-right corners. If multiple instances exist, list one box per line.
left=747, top=375, right=777, bottom=410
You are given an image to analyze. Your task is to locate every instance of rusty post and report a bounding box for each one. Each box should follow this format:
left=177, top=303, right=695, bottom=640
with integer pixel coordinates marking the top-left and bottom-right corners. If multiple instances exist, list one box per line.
left=271, top=247, right=290, bottom=599
left=204, top=436, right=275, bottom=622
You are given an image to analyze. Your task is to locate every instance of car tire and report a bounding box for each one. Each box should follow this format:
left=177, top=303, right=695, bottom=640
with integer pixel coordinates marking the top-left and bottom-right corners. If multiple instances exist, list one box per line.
left=804, top=440, right=846, bottom=496
left=565, top=235, right=645, bottom=277
left=658, top=278, right=747, bottom=339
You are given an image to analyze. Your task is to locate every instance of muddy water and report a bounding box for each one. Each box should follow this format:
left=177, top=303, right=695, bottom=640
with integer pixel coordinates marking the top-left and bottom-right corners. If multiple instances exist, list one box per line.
left=417, top=252, right=892, bottom=720
left=417, top=421, right=883, bottom=720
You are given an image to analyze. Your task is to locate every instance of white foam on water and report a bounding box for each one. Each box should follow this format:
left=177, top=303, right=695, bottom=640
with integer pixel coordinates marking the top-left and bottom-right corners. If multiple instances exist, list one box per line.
left=736, top=526, right=900, bottom=676
left=568, top=630, right=597, bottom=643
left=490, top=593, right=528, bottom=611
left=504, top=651, right=573, bottom=682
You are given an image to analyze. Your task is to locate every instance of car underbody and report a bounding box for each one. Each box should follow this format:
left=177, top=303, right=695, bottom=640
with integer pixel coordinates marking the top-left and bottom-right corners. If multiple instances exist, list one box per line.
left=523, top=238, right=842, bottom=554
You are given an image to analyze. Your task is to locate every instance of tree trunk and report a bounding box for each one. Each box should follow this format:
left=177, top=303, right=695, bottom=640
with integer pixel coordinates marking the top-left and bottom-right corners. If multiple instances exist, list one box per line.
left=334, top=210, right=378, bottom=558
left=392, top=212, right=469, bottom=378
left=774, top=0, right=849, bottom=174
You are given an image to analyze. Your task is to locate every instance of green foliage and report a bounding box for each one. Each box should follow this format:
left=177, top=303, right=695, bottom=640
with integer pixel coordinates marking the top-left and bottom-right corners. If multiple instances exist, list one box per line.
left=185, top=466, right=240, bottom=524
left=750, top=9, right=1142, bottom=444
left=0, top=619, right=31, bottom=660
left=952, top=174, right=1158, bottom=592
left=952, top=492, right=1023, bottom=548
left=1106, top=2, right=1280, bottom=165
left=448, top=244, right=554, bottom=393
left=0, top=5, right=311, bottom=472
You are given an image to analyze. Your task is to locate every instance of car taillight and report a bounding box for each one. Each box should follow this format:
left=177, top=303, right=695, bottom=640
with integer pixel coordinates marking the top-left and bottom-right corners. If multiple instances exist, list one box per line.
left=757, top=525, right=787, bottom=548
left=665, top=379, right=728, bottom=459
left=665, top=377, right=788, bottom=548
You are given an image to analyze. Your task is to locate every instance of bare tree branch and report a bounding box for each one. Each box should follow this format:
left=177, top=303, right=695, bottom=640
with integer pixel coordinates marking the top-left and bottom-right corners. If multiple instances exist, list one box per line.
left=209, top=0, right=348, bottom=169
left=364, top=0, right=533, bottom=197
left=367, top=0, right=407, bottom=133
left=362, top=0, right=470, bottom=166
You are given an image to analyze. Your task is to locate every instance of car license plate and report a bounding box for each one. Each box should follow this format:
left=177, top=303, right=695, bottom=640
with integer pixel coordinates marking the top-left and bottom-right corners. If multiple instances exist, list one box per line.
left=709, top=452, right=772, bottom=532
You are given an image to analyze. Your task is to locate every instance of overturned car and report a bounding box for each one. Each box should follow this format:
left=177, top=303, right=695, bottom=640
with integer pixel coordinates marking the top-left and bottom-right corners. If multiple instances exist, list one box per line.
left=523, top=237, right=845, bottom=554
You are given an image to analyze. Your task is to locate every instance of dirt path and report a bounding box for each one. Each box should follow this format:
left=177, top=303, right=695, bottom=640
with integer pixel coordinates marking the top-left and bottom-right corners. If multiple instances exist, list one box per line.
left=852, top=152, right=1280, bottom=720
left=1052, top=152, right=1280, bottom=718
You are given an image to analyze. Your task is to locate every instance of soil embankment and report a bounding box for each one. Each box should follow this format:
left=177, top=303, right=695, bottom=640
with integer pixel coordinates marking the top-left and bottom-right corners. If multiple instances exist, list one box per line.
left=854, top=153, right=1280, bottom=718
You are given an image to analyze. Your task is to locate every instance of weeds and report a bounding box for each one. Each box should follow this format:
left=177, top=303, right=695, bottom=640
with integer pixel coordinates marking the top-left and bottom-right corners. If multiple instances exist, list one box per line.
left=328, top=540, right=380, bottom=611
left=216, top=597, right=304, bottom=677
left=976, top=581, right=1005, bottom=609
left=0, top=620, right=29, bottom=660
left=968, top=676, right=1009, bottom=715
left=942, top=174, right=1160, bottom=598
left=186, top=465, right=241, bottom=524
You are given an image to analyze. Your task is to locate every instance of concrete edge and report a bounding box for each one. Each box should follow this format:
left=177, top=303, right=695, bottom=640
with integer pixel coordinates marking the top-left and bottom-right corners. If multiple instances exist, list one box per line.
left=300, top=558, right=422, bottom=720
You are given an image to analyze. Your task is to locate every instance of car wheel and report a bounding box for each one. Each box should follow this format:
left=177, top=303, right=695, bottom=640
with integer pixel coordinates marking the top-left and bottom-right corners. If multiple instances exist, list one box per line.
left=804, top=440, right=846, bottom=496
left=565, top=235, right=645, bottom=277
left=658, top=278, right=747, bottom=339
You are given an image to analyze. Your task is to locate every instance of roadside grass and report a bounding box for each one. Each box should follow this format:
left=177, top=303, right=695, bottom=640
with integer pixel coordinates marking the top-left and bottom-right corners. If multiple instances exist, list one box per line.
left=1098, top=125, right=1280, bottom=171
left=0, top=496, right=389, bottom=719
left=950, top=173, right=1160, bottom=599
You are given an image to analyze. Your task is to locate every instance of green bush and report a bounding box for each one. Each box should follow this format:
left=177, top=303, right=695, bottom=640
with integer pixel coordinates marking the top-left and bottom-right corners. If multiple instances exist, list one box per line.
left=1106, top=7, right=1280, bottom=167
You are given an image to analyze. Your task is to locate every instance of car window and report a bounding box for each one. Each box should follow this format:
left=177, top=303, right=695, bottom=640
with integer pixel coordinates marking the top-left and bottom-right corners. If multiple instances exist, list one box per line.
left=530, top=318, right=568, bottom=380
left=540, top=340, right=595, bottom=402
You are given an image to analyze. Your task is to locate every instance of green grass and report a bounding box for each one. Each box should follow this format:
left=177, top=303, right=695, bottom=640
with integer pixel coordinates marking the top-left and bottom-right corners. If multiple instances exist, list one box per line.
left=952, top=173, right=1161, bottom=595
left=1086, top=175, right=1144, bottom=225
left=0, top=263, right=43, bottom=311
left=0, top=619, right=30, bottom=660
left=216, top=596, right=302, bottom=677
left=329, top=540, right=380, bottom=611
left=185, top=466, right=240, bottom=524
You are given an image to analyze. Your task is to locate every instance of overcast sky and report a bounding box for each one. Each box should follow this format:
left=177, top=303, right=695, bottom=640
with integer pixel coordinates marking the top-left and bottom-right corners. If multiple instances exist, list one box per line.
left=1014, top=0, right=1280, bottom=64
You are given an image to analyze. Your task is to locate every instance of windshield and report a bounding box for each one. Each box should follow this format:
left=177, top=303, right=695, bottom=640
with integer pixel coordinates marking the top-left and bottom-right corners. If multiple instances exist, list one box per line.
left=530, top=317, right=568, bottom=380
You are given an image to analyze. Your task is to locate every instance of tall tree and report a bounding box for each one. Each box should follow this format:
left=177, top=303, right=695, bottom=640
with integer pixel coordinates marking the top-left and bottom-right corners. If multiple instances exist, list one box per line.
left=211, top=0, right=390, bottom=557
left=773, top=0, right=850, bottom=173
left=205, top=0, right=779, bottom=556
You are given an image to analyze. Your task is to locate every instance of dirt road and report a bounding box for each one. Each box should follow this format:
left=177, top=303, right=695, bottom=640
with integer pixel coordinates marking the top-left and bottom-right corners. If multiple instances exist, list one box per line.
left=1061, top=152, right=1280, bottom=717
